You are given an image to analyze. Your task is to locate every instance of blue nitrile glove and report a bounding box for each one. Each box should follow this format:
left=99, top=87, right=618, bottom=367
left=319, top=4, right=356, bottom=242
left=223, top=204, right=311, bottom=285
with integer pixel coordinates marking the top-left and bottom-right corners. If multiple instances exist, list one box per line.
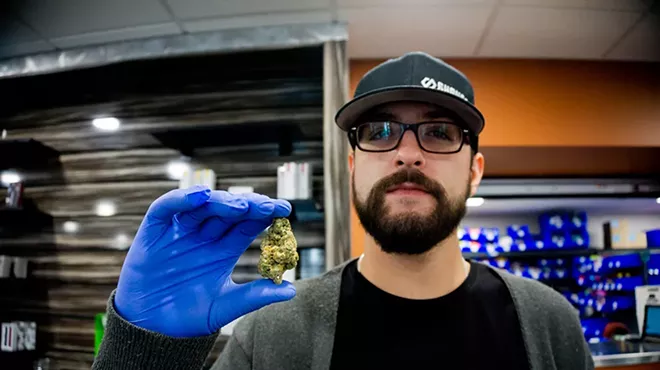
left=114, top=185, right=296, bottom=338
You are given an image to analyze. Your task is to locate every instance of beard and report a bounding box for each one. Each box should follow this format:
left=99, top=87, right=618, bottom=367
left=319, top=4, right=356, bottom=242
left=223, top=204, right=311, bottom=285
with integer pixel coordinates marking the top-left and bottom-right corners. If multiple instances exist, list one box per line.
left=353, top=168, right=469, bottom=255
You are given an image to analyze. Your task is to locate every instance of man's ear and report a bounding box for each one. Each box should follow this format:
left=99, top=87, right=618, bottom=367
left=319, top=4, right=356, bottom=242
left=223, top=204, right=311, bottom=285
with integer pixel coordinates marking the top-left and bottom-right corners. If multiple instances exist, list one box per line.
left=348, top=150, right=355, bottom=172
left=470, top=152, right=485, bottom=197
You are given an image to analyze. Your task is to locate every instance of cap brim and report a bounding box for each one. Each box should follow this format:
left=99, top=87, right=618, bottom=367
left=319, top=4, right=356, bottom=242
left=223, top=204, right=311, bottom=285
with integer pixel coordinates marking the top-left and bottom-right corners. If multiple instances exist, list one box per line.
left=334, top=86, right=485, bottom=134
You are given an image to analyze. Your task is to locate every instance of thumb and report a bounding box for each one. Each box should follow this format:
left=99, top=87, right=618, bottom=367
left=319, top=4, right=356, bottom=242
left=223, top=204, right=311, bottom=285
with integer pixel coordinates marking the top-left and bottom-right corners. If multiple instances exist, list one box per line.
left=213, top=280, right=296, bottom=328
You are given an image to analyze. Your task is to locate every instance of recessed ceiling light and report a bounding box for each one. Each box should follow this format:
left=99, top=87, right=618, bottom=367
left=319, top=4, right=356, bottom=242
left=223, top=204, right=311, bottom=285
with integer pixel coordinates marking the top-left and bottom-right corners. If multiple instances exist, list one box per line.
left=95, top=200, right=116, bottom=217
left=466, top=197, right=485, bottom=207
left=114, top=233, right=131, bottom=250
left=92, top=117, right=121, bottom=131
left=0, top=170, right=21, bottom=185
left=167, top=160, right=191, bottom=180
left=62, top=221, right=80, bottom=233
left=656, top=197, right=660, bottom=204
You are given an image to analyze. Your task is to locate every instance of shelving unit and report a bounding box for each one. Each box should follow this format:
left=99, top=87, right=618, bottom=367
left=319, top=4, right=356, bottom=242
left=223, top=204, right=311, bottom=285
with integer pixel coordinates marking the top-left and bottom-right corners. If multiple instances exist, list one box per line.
left=0, top=139, right=58, bottom=370
left=462, top=182, right=660, bottom=342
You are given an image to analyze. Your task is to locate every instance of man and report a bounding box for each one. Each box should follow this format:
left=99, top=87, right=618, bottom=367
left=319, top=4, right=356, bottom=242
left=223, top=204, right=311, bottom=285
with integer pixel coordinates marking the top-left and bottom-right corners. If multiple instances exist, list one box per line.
left=93, top=52, right=593, bottom=370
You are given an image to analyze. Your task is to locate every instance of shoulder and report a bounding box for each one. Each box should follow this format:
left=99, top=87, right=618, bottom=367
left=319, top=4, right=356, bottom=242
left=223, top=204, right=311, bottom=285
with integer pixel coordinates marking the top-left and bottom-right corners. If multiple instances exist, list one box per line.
left=493, top=267, right=578, bottom=318
left=232, top=260, right=349, bottom=343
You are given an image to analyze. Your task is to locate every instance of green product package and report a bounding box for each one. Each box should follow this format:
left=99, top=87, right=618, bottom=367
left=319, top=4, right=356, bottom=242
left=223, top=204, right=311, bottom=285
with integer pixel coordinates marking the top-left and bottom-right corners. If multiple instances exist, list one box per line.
left=94, top=313, right=107, bottom=357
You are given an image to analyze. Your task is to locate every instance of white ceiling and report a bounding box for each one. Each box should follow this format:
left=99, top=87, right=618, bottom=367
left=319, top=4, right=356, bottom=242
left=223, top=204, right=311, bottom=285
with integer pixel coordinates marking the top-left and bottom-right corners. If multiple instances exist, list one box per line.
left=1, top=0, right=658, bottom=61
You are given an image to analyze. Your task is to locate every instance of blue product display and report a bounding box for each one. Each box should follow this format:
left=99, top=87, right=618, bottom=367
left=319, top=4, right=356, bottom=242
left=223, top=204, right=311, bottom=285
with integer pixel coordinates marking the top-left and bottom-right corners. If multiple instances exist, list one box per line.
left=460, top=240, right=481, bottom=253
left=457, top=227, right=470, bottom=241
left=507, top=224, right=531, bottom=240
left=531, top=234, right=545, bottom=250
left=581, top=318, right=608, bottom=339
left=567, top=230, right=590, bottom=249
left=539, top=212, right=567, bottom=234
left=589, top=276, right=643, bottom=292
left=538, top=258, right=567, bottom=268
left=568, top=212, right=588, bottom=231
left=460, top=227, right=484, bottom=242
left=647, top=229, right=660, bottom=248
left=479, top=228, right=499, bottom=244
left=544, top=232, right=569, bottom=249
left=599, top=254, right=643, bottom=275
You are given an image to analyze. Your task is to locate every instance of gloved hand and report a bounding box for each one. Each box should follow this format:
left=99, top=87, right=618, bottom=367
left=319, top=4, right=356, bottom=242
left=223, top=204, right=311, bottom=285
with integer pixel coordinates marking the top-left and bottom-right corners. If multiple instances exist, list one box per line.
left=114, top=185, right=296, bottom=338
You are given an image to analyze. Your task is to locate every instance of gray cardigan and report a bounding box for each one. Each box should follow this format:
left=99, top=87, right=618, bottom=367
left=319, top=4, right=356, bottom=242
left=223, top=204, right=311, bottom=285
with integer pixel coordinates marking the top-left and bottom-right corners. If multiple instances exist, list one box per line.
left=93, top=260, right=594, bottom=370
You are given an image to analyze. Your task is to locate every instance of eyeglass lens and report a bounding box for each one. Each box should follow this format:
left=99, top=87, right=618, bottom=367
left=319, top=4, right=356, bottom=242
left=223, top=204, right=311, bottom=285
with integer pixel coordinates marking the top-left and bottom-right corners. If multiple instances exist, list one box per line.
left=356, top=121, right=464, bottom=153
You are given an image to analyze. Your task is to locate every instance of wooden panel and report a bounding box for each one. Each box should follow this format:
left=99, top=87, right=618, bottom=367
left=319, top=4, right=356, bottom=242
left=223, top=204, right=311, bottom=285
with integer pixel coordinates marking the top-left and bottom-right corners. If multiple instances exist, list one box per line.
left=597, top=364, right=660, bottom=370
left=482, top=147, right=660, bottom=177
left=0, top=46, right=324, bottom=370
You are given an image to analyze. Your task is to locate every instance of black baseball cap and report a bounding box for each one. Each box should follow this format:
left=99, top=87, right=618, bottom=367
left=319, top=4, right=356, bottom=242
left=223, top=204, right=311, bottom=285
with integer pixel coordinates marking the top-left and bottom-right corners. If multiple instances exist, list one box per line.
left=335, top=52, right=485, bottom=136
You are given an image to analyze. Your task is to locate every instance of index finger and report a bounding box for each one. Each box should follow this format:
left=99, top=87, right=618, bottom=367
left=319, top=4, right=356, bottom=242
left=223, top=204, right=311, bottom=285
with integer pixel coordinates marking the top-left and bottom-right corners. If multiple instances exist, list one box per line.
left=146, top=185, right=211, bottom=222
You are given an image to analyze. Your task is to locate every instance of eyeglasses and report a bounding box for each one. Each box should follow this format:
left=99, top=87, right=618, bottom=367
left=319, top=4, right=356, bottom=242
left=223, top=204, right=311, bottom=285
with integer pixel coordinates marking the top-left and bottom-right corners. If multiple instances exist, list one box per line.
left=348, top=121, right=471, bottom=154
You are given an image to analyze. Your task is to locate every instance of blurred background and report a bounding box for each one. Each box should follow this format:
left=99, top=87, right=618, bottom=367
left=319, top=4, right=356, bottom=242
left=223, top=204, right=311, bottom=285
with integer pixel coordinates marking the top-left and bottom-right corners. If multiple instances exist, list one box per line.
left=0, top=0, right=659, bottom=369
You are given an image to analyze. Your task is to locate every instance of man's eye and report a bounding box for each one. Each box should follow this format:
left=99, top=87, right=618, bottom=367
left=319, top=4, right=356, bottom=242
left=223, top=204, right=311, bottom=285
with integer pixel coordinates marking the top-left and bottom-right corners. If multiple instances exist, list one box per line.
left=368, top=126, right=392, bottom=140
left=427, top=130, right=451, bottom=140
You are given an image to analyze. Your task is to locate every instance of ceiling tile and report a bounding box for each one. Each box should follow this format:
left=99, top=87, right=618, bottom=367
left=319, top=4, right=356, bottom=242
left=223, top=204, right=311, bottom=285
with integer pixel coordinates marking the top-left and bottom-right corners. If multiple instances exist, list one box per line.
left=503, top=0, right=649, bottom=11
left=479, top=7, right=641, bottom=59
left=18, top=0, right=172, bottom=38
left=166, top=0, right=331, bottom=20
left=338, top=0, right=493, bottom=8
left=606, top=13, right=660, bottom=61
left=50, top=23, right=181, bottom=49
left=182, top=11, right=332, bottom=32
left=0, top=41, right=55, bottom=59
left=338, top=5, right=493, bottom=58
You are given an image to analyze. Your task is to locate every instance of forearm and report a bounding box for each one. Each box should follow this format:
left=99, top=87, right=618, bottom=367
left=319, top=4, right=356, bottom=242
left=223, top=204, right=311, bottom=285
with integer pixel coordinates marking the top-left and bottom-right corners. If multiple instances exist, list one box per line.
left=92, top=291, right=218, bottom=370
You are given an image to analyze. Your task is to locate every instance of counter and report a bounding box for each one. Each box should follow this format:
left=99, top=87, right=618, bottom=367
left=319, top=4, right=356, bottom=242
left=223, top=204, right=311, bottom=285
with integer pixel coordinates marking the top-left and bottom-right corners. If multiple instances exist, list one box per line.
left=591, top=341, right=660, bottom=368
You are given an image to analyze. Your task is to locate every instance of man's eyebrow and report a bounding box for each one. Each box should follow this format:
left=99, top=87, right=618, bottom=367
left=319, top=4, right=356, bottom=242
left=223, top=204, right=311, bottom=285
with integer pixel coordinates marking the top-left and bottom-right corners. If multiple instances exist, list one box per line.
left=423, top=109, right=457, bottom=121
left=359, top=111, right=398, bottom=121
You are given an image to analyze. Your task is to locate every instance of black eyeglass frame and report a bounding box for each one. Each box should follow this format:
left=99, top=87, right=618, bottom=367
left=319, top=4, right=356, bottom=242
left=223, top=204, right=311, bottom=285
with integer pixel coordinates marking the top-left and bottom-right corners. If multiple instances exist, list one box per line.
left=347, top=121, right=475, bottom=154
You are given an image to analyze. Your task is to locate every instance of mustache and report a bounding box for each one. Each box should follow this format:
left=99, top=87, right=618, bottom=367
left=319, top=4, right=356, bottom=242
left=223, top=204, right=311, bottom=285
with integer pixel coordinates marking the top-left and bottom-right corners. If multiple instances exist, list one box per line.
left=371, top=168, right=446, bottom=201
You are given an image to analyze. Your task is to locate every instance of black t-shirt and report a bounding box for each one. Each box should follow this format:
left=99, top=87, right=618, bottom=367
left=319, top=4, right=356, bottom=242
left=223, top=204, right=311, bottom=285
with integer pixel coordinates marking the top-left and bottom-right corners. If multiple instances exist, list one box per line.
left=329, top=260, right=529, bottom=370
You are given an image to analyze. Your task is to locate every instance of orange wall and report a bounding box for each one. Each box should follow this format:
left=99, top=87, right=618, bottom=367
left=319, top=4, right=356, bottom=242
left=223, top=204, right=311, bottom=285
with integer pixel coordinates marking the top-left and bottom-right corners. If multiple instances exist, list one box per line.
left=351, top=59, right=660, bottom=148
left=349, top=59, right=660, bottom=258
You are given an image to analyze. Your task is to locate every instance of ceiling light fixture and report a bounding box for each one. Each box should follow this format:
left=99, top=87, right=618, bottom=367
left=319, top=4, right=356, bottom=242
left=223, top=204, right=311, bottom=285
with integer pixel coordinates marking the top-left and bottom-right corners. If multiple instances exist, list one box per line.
left=62, top=221, right=80, bottom=233
left=92, top=117, right=121, bottom=131
left=167, top=160, right=191, bottom=180
left=0, top=170, right=21, bottom=185
left=466, top=197, right=485, bottom=207
left=114, top=233, right=131, bottom=250
left=656, top=197, right=660, bottom=204
left=95, top=200, right=117, bottom=217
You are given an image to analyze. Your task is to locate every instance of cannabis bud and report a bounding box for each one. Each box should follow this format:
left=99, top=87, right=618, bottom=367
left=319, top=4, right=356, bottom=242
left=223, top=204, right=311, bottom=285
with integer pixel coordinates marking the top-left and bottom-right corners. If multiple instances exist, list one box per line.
left=258, top=218, right=299, bottom=284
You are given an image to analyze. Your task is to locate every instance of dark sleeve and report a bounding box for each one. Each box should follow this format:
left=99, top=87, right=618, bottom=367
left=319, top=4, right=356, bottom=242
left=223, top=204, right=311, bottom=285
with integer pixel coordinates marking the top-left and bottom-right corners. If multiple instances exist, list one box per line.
left=92, top=291, right=218, bottom=370
left=210, top=313, right=256, bottom=370
left=545, top=285, right=594, bottom=370
left=564, top=306, right=595, bottom=370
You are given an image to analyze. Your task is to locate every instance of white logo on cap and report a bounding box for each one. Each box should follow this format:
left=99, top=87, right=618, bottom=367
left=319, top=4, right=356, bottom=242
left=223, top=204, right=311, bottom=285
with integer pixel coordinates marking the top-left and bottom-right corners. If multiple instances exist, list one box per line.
left=420, top=77, right=468, bottom=101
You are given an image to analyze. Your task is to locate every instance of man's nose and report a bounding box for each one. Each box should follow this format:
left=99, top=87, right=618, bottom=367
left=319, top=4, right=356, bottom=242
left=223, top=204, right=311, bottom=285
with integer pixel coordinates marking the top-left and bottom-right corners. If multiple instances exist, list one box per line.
left=394, top=131, right=425, bottom=167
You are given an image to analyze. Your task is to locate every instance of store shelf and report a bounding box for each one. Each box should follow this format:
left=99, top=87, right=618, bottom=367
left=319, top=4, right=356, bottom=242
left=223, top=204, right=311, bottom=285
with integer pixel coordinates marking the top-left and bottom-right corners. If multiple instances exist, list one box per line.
left=287, top=198, right=323, bottom=223
left=463, top=248, right=659, bottom=260
left=0, top=206, right=53, bottom=239
left=0, top=139, right=60, bottom=171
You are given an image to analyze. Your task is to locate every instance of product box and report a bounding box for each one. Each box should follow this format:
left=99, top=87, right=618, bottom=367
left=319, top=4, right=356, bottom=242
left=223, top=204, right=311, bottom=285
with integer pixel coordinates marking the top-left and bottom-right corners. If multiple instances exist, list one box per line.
left=604, top=220, right=647, bottom=249
left=277, top=163, right=297, bottom=199
left=539, top=212, right=566, bottom=234
left=179, top=168, right=216, bottom=190
left=296, top=162, right=313, bottom=200
left=507, top=225, right=531, bottom=240
left=0, top=321, right=35, bottom=352
left=1, top=322, right=17, bottom=352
